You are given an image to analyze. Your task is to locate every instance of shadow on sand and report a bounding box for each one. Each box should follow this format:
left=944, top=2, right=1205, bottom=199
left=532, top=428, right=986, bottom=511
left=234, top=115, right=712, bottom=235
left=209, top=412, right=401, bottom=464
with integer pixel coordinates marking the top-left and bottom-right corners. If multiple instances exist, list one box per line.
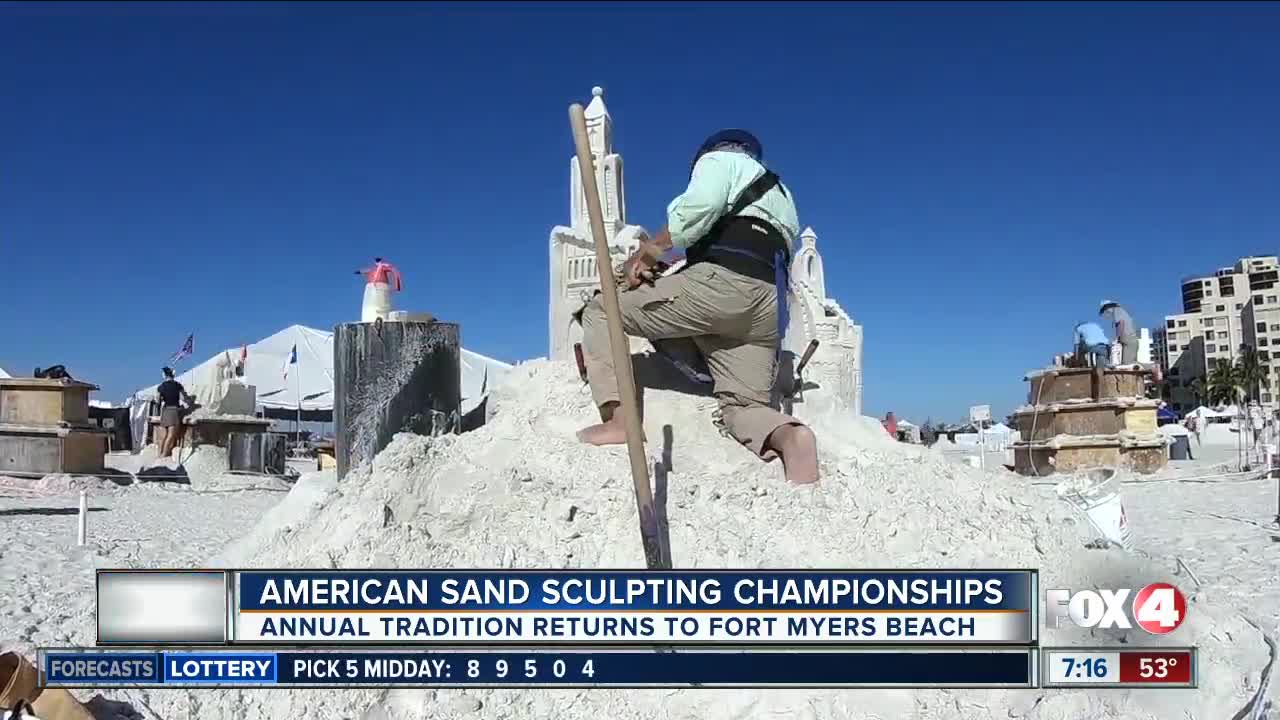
left=0, top=506, right=109, bottom=517
left=133, top=465, right=191, bottom=485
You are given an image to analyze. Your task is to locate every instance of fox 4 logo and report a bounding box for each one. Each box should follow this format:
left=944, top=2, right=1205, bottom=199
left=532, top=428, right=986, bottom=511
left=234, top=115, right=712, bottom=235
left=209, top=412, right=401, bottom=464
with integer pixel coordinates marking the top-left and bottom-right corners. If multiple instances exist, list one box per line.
left=1046, top=583, right=1187, bottom=635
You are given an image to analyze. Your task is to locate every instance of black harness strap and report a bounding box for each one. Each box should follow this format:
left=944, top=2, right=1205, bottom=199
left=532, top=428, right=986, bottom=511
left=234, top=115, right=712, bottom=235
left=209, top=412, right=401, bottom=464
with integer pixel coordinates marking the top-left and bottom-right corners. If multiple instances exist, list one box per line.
left=688, top=169, right=791, bottom=268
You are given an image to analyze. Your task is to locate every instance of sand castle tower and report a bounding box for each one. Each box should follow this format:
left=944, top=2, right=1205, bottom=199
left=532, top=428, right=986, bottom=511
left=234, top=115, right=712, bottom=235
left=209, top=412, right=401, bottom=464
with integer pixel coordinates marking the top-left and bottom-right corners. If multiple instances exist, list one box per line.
left=786, top=227, right=864, bottom=416
left=548, top=86, right=648, bottom=362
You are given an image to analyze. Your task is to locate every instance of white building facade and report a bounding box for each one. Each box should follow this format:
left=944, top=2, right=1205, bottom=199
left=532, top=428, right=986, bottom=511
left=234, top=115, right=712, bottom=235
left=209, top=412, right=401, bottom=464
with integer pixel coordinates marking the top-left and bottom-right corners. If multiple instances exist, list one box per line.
left=548, top=86, right=863, bottom=416
left=1159, top=256, right=1280, bottom=412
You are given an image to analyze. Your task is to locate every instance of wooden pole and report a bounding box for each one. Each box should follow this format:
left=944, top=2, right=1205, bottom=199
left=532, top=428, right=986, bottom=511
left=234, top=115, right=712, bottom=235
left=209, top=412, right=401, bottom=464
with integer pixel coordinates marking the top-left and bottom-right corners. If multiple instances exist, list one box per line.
left=568, top=102, right=665, bottom=569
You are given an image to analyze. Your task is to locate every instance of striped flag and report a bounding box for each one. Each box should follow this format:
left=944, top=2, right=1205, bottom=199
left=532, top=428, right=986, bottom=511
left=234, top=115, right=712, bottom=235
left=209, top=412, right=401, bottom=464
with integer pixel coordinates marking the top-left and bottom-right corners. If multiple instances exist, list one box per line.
left=170, top=334, right=194, bottom=364
left=282, top=344, right=298, bottom=380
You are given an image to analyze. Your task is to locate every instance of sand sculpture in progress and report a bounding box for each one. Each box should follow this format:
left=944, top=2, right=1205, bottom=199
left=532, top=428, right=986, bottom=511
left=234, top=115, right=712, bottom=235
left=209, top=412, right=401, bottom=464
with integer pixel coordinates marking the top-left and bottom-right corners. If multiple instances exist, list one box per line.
left=547, top=87, right=863, bottom=416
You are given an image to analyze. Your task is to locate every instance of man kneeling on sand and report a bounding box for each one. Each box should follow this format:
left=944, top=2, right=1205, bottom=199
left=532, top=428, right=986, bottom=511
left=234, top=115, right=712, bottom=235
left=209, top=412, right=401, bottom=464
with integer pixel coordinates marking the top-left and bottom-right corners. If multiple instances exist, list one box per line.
left=575, top=129, right=819, bottom=485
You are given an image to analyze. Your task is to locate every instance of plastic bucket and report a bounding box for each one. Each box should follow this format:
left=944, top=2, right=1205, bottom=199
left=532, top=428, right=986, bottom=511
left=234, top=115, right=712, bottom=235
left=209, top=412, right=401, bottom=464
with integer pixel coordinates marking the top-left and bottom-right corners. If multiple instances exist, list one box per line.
left=361, top=282, right=394, bottom=322
left=1059, top=469, right=1132, bottom=551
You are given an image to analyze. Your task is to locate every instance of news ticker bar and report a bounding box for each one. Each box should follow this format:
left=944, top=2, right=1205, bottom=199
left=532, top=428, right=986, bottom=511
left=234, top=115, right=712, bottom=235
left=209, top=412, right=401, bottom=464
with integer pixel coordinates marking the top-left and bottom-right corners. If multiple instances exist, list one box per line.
left=41, top=648, right=1037, bottom=688
left=96, top=569, right=1038, bottom=645
left=37, top=647, right=1198, bottom=689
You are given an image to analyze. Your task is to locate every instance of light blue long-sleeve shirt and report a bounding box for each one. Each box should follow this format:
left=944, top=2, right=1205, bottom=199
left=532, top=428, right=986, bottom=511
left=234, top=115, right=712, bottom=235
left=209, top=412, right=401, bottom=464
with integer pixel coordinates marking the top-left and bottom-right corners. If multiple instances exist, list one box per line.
left=665, top=150, right=800, bottom=250
left=1076, top=322, right=1108, bottom=347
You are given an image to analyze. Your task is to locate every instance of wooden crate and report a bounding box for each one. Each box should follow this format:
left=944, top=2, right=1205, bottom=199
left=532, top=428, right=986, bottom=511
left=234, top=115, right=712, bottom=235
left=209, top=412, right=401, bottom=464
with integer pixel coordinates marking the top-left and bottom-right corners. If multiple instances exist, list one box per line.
left=1013, top=402, right=1158, bottom=443
left=1014, top=444, right=1119, bottom=475
left=0, top=378, right=97, bottom=427
left=1122, top=406, right=1157, bottom=434
left=1026, top=368, right=1147, bottom=404
left=1012, top=438, right=1167, bottom=476
left=0, top=425, right=107, bottom=475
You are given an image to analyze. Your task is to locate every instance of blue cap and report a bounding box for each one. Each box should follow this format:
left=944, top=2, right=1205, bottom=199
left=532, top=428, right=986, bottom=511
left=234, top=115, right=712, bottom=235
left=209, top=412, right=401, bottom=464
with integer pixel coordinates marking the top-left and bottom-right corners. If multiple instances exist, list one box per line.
left=692, top=129, right=763, bottom=174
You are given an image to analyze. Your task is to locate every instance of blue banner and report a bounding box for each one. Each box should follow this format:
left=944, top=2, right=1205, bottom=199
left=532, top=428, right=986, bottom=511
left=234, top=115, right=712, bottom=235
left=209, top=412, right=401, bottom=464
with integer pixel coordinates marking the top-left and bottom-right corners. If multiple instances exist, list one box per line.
left=236, top=570, right=1033, bottom=612
left=41, top=649, right=1034, bottom=688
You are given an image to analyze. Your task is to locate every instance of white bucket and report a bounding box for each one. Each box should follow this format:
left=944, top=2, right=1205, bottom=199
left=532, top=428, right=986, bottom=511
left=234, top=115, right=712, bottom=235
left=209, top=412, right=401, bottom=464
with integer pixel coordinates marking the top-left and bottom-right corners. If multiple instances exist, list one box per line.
left=361, top=282, right=394, bottom=322
left=1059, top=470, right=1132, bottom=551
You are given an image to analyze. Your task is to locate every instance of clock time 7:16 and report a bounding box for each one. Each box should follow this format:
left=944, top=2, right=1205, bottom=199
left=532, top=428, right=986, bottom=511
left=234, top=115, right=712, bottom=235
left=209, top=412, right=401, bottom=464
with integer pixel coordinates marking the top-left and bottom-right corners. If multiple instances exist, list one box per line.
left=1060, top=656, right=1109, bottom=679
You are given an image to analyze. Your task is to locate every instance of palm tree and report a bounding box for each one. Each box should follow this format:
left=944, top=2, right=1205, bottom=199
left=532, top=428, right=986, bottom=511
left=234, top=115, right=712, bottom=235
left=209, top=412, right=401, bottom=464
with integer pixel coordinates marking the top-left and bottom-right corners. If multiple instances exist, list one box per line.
left=1207, top=360, right=1240, bottom=406
left=1234, top=345, right=1265, bottom=404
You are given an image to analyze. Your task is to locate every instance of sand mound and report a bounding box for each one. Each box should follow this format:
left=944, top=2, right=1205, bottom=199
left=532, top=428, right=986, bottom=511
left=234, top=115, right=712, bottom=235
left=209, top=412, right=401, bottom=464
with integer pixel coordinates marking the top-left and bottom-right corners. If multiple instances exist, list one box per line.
left=135, top=358, right=1271, bottom=719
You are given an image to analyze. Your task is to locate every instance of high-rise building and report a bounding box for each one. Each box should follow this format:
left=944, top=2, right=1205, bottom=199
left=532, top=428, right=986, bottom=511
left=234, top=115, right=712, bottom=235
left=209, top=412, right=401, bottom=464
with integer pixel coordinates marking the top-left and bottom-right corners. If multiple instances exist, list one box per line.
left=1159, top=256, right=1280, bottom=412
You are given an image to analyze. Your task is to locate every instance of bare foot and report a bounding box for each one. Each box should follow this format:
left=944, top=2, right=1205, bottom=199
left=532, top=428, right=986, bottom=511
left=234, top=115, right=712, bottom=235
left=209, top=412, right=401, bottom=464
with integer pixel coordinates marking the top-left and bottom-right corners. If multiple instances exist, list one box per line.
left=767, top=424, right=819, bottom=485
left=577, top=416, right=628, bottom=445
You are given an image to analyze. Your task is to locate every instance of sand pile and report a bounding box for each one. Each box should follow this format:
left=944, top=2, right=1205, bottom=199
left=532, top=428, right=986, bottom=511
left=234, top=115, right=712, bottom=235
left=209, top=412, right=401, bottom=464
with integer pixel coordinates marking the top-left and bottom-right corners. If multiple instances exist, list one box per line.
left=119, top=445, right=289, bottom=491
left=132, top=358, right=1272, bottom=719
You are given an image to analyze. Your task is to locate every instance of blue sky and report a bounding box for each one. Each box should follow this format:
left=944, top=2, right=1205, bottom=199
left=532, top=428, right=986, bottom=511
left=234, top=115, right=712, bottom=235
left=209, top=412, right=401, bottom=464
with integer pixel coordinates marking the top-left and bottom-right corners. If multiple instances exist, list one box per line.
left=3, top=1, right=1279, bottom=423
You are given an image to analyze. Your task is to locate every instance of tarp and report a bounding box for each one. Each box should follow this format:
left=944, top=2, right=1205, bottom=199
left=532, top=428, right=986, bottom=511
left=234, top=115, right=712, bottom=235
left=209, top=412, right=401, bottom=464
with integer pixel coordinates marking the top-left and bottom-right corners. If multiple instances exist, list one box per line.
left=126, top=324, right=513, bottom=447
left=0, top=366, right=8, bottom=378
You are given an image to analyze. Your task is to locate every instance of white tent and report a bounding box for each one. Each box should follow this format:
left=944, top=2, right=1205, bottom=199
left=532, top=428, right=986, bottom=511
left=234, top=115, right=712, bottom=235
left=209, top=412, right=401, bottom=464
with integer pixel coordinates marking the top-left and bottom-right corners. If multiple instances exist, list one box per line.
left=1187, top=405, right=1230, bottom=421
left=981, top=422, right=1018, bottom=451
left=126, top=324, right=513, bottom=447
left=0, top=366, right=9, bottom=379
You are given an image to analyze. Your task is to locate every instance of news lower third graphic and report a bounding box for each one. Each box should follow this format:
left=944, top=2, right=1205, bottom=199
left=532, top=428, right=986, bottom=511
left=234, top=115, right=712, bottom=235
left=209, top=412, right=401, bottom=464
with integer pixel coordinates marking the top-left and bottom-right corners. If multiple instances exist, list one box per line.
left=61, top=569, right=1207, bottom=689
left=97, top=569, right=1038, bottom=645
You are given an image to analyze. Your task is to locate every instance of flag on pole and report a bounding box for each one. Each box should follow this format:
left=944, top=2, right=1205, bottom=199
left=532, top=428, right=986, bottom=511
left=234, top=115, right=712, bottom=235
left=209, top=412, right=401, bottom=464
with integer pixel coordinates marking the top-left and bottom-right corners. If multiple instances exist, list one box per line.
left=282, top=344, right=298, bottom=380
left=170, top=334, right=194, bottom=364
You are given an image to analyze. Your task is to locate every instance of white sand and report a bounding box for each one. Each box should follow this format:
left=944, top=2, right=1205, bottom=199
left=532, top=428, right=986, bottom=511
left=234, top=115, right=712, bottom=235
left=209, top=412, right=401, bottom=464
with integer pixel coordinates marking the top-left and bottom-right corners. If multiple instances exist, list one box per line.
left=1, top=358, right=1277, bottom=719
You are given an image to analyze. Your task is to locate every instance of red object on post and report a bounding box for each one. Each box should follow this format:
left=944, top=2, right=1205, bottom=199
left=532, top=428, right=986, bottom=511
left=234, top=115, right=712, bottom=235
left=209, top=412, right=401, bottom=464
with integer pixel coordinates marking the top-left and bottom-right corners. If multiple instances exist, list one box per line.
left=362, top=259, right=403, bottom=291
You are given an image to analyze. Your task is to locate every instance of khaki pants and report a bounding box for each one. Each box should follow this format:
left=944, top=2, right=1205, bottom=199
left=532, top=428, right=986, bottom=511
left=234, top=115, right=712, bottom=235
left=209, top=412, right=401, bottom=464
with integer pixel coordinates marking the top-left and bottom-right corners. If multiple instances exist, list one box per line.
left=1120, top=336, right=1138, bottom=364
left=579, top=262, right=801, bottom=459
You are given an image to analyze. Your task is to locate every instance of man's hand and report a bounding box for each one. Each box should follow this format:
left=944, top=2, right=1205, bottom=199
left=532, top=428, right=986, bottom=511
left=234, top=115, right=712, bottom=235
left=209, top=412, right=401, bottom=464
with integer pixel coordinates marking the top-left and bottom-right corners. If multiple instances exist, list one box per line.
left=620, top=238, right=669, bottom=289
left=651, top=227, right=673, bottom=251
left=622, top=254, right=650, bottom=290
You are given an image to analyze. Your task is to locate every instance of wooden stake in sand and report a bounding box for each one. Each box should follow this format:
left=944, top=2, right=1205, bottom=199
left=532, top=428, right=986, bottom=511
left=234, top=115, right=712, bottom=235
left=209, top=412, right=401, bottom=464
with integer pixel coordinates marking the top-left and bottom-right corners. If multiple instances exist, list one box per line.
left=568, top=102, right=666, bottom=570
left=77, top=490, right=88, bottom=546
